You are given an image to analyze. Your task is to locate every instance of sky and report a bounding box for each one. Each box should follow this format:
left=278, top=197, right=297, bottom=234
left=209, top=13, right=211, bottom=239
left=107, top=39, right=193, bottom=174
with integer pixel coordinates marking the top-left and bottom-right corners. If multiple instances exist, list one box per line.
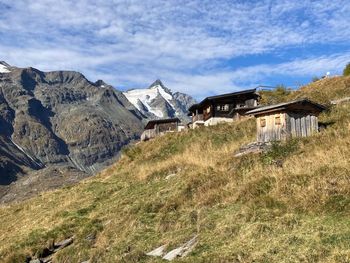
left=0, top=0, right=350, bottom=100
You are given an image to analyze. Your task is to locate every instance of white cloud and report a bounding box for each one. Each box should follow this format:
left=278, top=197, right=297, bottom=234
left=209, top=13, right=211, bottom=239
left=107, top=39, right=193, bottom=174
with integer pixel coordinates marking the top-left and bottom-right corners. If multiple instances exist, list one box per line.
left=0, top=0, right=349, bottom=98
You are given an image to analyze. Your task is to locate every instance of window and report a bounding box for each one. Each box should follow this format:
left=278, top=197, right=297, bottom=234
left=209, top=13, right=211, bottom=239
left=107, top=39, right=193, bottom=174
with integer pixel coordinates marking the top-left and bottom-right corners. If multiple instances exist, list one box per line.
left=206, top=106, right=211, bottom=113
left=216, top=104, right=230, bottom=111
left=275, top=116, right=281, bottom=125
left=260, top=118, right=266, bottom=127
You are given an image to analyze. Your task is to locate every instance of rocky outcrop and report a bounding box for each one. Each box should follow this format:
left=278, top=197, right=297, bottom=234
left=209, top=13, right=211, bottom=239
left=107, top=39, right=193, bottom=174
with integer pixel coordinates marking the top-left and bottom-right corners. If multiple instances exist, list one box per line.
left=0, top=63, right=144, bottom=201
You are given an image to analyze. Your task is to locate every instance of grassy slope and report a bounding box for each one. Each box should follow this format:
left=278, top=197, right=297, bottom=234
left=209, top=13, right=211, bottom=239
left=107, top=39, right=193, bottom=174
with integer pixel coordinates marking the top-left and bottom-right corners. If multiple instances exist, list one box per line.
left=1, top=76, right=350, bottom=262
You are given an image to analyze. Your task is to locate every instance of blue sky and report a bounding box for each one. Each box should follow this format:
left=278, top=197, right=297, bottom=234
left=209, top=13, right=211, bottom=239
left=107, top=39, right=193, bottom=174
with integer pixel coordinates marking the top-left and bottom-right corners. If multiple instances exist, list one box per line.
left=0, top=0, right=350, bottom=100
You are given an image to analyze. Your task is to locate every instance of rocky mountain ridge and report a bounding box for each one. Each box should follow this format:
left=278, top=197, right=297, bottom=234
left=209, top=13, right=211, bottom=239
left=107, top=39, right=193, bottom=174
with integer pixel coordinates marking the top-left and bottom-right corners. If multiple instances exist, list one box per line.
left=0, top=62, right=196, bottom=202
left=0, top=62, right=145, bottom=201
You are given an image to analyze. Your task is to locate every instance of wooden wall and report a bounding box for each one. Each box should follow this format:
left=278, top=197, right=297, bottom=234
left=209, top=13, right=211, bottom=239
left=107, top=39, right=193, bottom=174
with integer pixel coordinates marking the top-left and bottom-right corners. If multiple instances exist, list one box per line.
left=141, top=122, right=178, bottom=141
left=287, top=112, right=318, bottom=138
left=156, top=122, right=178, bottom=133
left=256, top=113, right=287, bottom=142
left=256, top=111, right=319, bottom=142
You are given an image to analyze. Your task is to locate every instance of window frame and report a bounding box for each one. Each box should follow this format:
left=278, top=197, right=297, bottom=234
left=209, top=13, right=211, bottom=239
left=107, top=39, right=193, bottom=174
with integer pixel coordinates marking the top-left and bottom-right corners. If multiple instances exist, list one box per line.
left=275, top=115, right=281, bottom=126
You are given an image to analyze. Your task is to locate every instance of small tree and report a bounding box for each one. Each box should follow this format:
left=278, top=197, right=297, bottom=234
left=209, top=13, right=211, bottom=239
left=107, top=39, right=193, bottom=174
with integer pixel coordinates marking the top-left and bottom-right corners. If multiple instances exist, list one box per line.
left=343, top=63, right=350, bottom=76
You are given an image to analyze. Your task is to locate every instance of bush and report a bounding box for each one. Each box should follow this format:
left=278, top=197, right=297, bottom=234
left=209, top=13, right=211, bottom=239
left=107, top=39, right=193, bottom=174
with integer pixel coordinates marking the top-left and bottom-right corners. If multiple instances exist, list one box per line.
left=261, top=140, right=299, bottom=166
left=343, top=63, right=350, bottom=76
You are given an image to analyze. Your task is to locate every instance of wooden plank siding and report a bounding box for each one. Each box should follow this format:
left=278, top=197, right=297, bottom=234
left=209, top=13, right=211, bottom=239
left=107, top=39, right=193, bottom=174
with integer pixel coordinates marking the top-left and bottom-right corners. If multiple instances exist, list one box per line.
left=287, top=112, right=319, bottom=139
left=256, top=112, right=320, bottom=142
left=247, top=99, right=326, bottom=142
left=188, top=89, right=260, bottom=126
left=256, top=113, right=287, bottom=142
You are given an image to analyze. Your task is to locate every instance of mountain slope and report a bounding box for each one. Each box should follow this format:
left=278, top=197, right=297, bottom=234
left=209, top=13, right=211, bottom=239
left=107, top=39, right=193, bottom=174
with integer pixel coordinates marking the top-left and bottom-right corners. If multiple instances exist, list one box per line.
left=123, top=80, right=196, bottom=122
left=1, top=76, right=350, bottom=262
left=0, top=63, right=144, bottom=201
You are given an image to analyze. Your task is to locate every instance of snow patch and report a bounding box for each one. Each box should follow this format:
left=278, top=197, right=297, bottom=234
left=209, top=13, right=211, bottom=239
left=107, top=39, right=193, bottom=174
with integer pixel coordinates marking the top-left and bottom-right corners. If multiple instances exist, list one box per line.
left=123, top=83, right=176, bottom=118
left=0, top=64, right=10, bottom=73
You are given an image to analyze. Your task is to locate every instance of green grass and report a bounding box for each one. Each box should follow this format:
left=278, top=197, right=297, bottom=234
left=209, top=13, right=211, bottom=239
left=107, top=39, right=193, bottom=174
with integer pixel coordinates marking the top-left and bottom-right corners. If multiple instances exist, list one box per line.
left=2, top=76, right=350, bottom=262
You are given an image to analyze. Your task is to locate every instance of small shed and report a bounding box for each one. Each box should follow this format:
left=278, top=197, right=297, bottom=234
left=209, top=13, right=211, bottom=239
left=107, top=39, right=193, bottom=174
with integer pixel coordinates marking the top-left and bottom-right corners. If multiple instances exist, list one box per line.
left=246, top=99, right=326, bottom=142
left=141, top=118, right=181, bottom=141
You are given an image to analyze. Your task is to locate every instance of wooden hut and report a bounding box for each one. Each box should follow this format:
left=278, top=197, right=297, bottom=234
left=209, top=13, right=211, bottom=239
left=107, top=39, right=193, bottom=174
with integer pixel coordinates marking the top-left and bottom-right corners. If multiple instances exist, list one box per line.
left=141, top=118, right=181, bottom=141
left=188, top=89, right=260, bottom=128
left=246, top=99, right=326, bottom=142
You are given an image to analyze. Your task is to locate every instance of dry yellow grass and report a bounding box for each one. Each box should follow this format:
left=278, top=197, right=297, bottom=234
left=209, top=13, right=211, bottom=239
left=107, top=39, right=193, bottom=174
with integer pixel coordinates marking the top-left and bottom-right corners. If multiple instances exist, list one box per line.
left=1, top=77, right=350, bottom=262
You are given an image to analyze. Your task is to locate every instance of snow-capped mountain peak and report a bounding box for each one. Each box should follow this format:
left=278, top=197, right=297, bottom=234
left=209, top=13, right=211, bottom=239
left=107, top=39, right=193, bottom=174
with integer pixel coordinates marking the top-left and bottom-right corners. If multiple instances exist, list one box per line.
left=123, top=80, right=196, bottom=122
left=0, top=61, right=11, bottom=73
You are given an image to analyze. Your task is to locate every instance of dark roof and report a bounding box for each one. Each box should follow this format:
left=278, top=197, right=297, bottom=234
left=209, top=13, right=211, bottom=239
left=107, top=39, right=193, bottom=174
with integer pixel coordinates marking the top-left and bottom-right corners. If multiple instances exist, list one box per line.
left=188, top=89, right=258, bottom=112
left=205, top=88, right=258, bottom=101
left=144, top=118, right=180, bottom=129
left=245, top=99, right=327, bottom=115
left=188, top=103, right=200, bottom=112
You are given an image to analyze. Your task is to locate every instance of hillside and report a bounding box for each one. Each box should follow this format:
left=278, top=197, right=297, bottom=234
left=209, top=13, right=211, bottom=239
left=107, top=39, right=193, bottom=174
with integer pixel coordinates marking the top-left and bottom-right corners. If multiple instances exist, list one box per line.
left=1, top=76, right=350, bottom=262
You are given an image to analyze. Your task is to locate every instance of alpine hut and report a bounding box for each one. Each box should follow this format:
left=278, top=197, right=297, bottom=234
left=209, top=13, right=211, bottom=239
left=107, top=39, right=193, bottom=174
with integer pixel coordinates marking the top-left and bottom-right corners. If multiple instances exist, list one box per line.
left=188, top=89, right=260, bottom=128
left=246, top=99, right=326, bottom=142
left=141, top=118, right=181, bottom=141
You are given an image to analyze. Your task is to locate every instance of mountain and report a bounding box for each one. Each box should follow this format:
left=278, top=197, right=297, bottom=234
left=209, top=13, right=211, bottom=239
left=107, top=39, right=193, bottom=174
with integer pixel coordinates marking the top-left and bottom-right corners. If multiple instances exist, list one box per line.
left=123, top=79, right=196, bottom=122
left=1, top=76, right=350, bottom=262
left=0, top=61, right=11, bottom=73
left=0, top=62, right=144, bottom=202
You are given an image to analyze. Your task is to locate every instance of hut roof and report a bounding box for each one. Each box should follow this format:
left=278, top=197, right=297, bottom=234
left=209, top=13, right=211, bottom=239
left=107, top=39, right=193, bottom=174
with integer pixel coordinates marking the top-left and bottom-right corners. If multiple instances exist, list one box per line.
left=144, top=118, right=180, bottom=129
left=245, top=99, right=326, bottom=116
left=188, top=88, right=258, bottom=112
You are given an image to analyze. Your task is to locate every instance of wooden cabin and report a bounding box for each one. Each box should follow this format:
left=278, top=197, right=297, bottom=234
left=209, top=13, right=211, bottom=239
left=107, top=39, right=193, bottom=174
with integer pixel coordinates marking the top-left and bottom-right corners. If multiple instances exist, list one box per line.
left=141, top=118, right=181, bottom=141
left=188, top=89, right=260, bottom=128
left=246, top=99, right=326, bottom=142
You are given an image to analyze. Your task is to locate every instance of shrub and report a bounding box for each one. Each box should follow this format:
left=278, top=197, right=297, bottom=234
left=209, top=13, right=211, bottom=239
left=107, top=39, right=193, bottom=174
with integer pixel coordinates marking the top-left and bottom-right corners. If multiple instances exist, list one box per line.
left=343, top=63, right=350, bottom=76
left=261, top=140, right=299, bottom=166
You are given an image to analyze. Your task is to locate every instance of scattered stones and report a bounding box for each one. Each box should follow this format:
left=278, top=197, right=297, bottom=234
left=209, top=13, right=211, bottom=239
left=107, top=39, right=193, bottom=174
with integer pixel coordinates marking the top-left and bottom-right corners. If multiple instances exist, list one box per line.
left=234, top=142, right=271, bottom=157
left=331, top=97, right=350, bottom=105
left=165, top=173, right=177, bottom=180
left=146, top=244, right=167, bottom=257
left=146, top=235, right=198, bottom=261
left=54, top=237, right=73, bottom=252
left=163, top=236, right=198, bottom=261
left=28, top=237, right=74, bottom=263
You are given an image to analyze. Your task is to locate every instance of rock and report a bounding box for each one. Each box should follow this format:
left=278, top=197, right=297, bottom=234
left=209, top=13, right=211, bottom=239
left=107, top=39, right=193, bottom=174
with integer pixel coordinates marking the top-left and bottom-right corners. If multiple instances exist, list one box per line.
left=162, top=235, right=198, bottom=261
left=146, top=244, right=167, bottom=257
left=165, top=173, right=177, bottom=180
left=234, top=142, right=271, bottom=157
left=331, top=97, right=350, bottom=105
left=162, top=247, right=183, bottom=261
left=29, top=259, right=42, bottom=263
left=54, top=237, right=73, bottom=251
